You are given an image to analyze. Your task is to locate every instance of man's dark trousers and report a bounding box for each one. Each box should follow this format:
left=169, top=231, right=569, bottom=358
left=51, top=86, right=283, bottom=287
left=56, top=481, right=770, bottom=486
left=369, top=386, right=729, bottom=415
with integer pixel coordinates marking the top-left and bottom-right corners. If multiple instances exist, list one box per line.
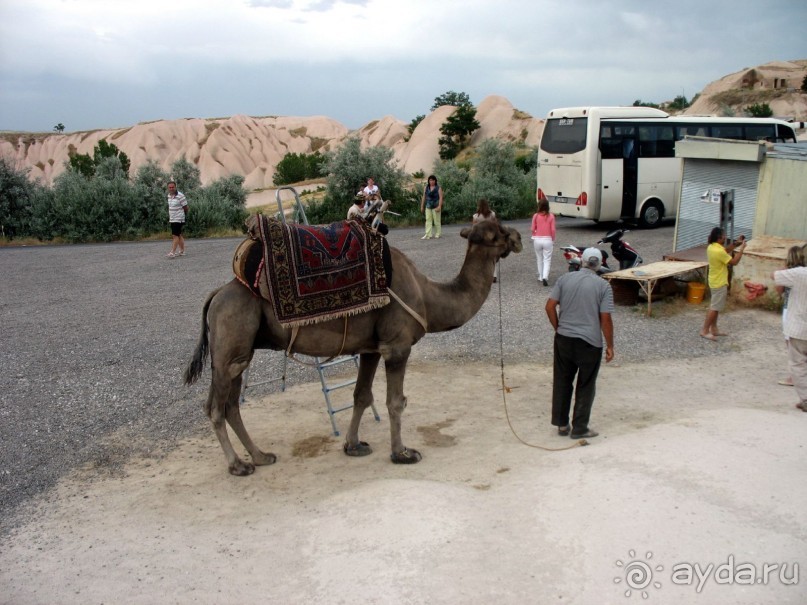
left=551, top=333, right=603, bottom=432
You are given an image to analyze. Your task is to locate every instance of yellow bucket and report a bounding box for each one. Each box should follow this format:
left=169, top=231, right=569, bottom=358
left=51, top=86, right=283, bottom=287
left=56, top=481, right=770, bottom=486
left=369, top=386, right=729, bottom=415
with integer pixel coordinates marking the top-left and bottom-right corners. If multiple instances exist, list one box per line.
left=687, top=282, right=706, bottom=304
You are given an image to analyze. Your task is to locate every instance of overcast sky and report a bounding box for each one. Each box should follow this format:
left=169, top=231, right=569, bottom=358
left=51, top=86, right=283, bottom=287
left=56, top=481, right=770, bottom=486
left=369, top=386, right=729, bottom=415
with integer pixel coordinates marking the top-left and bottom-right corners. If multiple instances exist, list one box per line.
left=1, top=0, right=805, bottom=133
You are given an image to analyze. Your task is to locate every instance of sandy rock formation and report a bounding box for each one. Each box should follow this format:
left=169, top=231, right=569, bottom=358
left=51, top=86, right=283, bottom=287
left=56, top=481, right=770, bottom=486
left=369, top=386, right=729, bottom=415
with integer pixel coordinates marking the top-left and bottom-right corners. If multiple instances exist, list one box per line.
left=685, top=60, right=807, bottom=121
left=4, top=60, right=804, bottom=191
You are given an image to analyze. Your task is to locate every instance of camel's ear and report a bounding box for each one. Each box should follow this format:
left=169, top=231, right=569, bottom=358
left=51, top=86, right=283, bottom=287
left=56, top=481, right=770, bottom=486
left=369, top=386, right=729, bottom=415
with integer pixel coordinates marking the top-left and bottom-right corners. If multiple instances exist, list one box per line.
left=460, top=227, right=472, bottom=240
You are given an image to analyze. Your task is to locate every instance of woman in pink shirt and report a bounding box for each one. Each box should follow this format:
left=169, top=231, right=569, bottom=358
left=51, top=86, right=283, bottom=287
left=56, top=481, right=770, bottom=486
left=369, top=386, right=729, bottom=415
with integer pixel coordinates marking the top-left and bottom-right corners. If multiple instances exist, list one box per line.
left=531, top=199, right=556, bottom=286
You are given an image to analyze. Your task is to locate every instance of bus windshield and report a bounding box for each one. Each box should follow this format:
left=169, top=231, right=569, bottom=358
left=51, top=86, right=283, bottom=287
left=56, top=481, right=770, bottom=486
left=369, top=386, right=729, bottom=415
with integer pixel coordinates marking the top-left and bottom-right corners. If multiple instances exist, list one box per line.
left=540, top=117, right=588, bottom=154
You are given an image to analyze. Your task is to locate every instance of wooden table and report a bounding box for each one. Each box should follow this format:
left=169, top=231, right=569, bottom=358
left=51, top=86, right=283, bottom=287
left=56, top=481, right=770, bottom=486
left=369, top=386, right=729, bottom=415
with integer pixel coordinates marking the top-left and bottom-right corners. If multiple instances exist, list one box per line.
left=602, top=261, right=708, bottom=316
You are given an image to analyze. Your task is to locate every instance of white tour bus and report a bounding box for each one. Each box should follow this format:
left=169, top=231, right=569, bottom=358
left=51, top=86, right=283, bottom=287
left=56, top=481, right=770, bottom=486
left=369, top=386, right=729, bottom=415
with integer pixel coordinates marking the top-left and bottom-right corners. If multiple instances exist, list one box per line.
left=537, top=106, right=799, bottom=228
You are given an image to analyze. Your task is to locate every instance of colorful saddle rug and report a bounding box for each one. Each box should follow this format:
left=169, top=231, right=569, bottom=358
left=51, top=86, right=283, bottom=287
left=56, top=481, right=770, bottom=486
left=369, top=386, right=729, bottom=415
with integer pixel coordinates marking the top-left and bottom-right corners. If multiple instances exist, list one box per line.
left=238, top=215, right=390, bottom=328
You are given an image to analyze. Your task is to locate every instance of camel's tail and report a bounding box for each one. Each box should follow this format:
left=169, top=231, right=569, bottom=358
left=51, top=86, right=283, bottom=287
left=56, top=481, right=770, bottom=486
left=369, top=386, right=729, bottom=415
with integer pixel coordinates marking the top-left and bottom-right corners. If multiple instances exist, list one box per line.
left=183, top=287, right=222, bottom=386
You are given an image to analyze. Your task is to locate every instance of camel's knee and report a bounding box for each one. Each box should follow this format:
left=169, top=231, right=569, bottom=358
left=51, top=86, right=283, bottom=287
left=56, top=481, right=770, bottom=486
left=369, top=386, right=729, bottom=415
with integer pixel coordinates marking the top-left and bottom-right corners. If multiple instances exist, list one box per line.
left=386, top=395, right=408, bottom=415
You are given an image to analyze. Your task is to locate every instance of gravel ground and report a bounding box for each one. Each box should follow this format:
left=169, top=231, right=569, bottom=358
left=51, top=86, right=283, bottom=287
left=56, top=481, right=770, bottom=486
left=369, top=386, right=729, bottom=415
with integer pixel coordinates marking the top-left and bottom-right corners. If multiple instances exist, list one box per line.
left=0, top=217, right=738, bottom=529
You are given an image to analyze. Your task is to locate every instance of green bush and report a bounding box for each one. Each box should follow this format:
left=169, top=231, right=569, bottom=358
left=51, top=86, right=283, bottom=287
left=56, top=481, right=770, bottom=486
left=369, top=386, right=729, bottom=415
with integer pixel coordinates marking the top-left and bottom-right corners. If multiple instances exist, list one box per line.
left=184, top=175, right=249, bottom=237
left=16, top=154, right=248, bottom=243
left=745, top=103, right=773, bottom=117
left=132, top=159, right=171, bottom=234
left=308, top=137, right=408, bottom=224
left=272, top=152, right=325, bottom=185
left=0, top=158, right=42, bottom=238
left=48, top=169, right=141, bottom=242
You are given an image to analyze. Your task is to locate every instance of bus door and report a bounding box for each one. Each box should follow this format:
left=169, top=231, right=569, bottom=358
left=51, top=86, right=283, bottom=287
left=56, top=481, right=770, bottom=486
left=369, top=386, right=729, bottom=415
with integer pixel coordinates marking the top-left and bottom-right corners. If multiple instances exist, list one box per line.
left=621, top=134, right=638, bottom=219
left=599, top=124, right=636, bottom=221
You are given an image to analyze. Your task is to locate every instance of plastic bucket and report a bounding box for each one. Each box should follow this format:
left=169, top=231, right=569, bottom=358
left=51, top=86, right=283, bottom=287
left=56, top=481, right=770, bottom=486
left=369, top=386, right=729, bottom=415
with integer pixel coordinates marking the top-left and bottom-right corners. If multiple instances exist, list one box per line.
left=686, top=282, right=706, bottom=304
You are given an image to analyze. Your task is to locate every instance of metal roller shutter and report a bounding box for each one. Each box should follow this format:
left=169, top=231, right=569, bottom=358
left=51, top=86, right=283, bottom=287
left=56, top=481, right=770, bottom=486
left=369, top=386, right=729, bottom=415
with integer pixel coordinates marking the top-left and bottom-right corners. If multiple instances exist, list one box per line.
left=676, top=160, right=760, bottom=252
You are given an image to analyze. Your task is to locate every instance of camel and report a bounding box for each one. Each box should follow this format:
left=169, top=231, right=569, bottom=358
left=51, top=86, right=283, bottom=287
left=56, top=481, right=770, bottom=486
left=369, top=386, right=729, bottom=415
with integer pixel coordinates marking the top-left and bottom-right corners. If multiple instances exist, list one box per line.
left=184, top=219, right=523, bottom=476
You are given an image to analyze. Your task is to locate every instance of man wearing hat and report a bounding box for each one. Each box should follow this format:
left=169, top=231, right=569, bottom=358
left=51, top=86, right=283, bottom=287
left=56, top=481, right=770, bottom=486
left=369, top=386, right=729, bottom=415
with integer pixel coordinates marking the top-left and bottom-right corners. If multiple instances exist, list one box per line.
left=545, top=247, right=615, bottom=439
left=347, top=192, right=366, bottom=220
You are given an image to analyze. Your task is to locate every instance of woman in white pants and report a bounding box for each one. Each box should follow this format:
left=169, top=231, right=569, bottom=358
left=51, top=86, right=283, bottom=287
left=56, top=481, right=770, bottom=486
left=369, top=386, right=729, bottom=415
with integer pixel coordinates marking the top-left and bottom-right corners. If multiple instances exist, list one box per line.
left=531, top=198, right=556, bottom=286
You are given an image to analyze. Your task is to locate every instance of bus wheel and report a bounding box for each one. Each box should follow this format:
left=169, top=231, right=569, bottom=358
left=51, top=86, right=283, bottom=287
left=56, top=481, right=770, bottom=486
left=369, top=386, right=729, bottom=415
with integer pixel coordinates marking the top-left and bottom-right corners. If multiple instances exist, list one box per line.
left=639, top=201, right=663, bottom=229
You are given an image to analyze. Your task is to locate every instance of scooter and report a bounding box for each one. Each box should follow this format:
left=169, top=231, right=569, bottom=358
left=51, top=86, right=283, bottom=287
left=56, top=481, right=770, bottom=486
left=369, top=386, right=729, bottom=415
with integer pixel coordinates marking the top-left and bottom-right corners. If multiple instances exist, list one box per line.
left=560, top=244, right=611, bottom=274
left=598, top=228, right=643, bottom=270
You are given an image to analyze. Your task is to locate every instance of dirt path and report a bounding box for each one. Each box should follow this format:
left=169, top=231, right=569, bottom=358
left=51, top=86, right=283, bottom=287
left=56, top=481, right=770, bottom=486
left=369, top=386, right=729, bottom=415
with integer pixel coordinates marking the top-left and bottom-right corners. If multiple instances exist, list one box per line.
left=1, top=310, right=804, bottom=604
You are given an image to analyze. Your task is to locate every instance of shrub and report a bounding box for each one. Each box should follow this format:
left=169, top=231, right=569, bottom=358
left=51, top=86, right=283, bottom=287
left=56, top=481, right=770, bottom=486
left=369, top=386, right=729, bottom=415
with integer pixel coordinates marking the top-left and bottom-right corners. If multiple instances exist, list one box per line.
left=272, top=152, right=325, bottom=186
left=745, top=103, right=773, bottom=117
left=0, top=158, right=42, bottom=238
left=184, top=175, right=249, bottom=237
left=308, top=137, right=407, bottom=224
left=49, top=169, right=141, bottom=242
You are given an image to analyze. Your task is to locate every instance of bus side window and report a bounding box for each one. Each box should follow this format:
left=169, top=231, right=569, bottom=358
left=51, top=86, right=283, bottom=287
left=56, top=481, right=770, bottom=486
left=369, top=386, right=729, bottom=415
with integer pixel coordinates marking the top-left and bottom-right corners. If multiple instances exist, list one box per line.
left=676, top=125, right=707, bottom=139
left=639, top=125, right=674, bottom=158
left=600, top=136, right=622, bottom=159
left=745, top=124, right=775, bottom=142
left=712, top=125, right=743, bottom=140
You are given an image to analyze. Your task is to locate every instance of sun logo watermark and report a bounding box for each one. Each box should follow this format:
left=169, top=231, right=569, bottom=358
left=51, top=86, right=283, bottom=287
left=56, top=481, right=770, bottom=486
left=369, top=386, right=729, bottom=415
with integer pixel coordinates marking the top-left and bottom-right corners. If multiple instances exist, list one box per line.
left=614, top=550, right=663, bottom=599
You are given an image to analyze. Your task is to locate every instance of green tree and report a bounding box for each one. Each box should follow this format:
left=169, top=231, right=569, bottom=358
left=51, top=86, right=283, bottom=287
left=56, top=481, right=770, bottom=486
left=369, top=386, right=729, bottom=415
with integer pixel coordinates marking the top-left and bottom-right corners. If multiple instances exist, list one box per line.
left=68, top=140, right=130, bottom=178
left=94, top=140, right=130, bottom=175
left=667, top=95, right=690, bottom=111
left=408, top=114, right=425, bottom=134
left=307, top=137, right=408, bottom=223
left=431, top=91, right=471, bottom=110
left=67, top=152, right=96, bottom=178
left=132, top=159, right=171, bottom=234
left=49, top=168, right=141, bottom=242
left=185, top=175, right=249, bottom=238
left=438, top=103, right=480, bottom=160
left=0, top=158, right=42, bottom=238
left=633, top=100, right=660, bottom=108
left=273, top=152, right=325, bottom=186
left=745, top=103, right=773, bottom=117
left=53, top=123, right=65, bottom=133
left=169, top=155, right=202, bottom=194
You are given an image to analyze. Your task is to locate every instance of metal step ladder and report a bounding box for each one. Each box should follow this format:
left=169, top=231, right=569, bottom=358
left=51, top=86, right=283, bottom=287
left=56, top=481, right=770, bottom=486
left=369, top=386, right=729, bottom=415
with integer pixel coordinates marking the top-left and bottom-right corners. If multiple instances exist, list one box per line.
left=239, top=186, right=381, bottom=436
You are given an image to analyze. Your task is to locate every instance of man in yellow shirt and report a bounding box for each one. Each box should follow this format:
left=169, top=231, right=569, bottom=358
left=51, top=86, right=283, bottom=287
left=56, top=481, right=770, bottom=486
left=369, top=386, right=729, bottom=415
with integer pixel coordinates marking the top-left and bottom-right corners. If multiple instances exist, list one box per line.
left=700, top=227, right=746, bottom=341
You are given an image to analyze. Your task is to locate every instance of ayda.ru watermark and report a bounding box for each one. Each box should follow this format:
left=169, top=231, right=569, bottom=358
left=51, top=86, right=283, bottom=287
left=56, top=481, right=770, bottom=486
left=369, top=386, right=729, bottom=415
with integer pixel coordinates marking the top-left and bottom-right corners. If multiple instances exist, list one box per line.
left=614, top=550, right=799, bottom=598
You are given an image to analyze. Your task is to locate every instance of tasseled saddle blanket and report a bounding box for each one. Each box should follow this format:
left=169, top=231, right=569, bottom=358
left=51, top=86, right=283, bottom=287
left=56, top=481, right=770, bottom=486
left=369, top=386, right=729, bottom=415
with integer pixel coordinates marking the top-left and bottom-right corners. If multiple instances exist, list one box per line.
left=234, top=215, right=391, bottom=327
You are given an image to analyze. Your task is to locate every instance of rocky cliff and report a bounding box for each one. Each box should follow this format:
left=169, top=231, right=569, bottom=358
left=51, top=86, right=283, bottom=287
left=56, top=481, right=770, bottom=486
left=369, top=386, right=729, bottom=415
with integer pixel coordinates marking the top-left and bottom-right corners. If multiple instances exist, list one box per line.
left=0, top=95, right=543, bottom=189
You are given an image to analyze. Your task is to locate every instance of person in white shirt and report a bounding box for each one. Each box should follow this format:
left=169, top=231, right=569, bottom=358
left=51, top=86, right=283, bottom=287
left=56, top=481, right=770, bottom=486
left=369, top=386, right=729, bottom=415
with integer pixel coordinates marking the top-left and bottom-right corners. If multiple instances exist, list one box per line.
left=774, top=246, right=807, bottom=412
left=166, top=181, right=188, bottom=258
left=362, top=177, right=380, bottom=202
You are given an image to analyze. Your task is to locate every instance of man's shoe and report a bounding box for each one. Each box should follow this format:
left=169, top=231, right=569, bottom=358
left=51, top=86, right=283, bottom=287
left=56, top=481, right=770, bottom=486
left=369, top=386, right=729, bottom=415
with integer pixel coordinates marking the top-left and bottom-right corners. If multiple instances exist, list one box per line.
left=557, top=425, right=570, bottom=436
left=570, top=429, right=599, bottom=439
left=542, top=279, right=549, bottom=287
left=421, top=235, right=431, bottom=240
left=796, top=403, right=807, bottom=412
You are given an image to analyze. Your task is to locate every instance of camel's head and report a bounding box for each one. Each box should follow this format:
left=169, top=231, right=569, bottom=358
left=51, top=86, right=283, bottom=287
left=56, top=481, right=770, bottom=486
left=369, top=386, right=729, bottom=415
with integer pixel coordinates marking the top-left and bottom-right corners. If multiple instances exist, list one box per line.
left=460, top=220, right=523, bottom=258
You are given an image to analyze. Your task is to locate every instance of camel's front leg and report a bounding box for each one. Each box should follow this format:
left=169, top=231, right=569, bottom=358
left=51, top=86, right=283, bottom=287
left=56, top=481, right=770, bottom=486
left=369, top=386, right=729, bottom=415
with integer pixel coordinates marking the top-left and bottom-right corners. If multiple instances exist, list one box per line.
left=343, top=352, right=381, bottom=457
left=225, top=374, right=277, bottom=467
left=384, top=350, right=421, bottom=464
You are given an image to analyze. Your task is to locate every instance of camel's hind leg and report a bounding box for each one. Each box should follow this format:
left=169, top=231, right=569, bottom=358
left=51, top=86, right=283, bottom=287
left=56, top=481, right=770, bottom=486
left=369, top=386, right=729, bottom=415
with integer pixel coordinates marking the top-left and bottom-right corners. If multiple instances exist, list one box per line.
left=208, top=366, right=257, bottom=476
left=225, top=373, right=277, bottom=467
left=343, top=352, right=381, bottom=456
left=205, top=283, right=268, bottom=476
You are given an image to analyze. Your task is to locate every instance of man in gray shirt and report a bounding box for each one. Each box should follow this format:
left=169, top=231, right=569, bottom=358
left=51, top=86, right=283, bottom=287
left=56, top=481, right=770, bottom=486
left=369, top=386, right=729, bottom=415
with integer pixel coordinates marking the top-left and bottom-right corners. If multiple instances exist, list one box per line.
left=545, top=248, right=615, bottom=439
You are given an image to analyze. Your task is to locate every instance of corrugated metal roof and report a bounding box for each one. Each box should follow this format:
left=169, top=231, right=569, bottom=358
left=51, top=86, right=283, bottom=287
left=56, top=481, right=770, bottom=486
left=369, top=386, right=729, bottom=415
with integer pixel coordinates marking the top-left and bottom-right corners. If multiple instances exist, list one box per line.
left=769, top=142, right=807, bottom=161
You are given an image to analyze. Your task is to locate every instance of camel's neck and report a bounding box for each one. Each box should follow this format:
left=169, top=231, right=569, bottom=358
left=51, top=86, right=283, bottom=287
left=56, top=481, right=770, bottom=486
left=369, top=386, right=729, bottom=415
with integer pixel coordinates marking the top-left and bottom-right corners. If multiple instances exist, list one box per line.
left=422, top=247, right=497, bottom=333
